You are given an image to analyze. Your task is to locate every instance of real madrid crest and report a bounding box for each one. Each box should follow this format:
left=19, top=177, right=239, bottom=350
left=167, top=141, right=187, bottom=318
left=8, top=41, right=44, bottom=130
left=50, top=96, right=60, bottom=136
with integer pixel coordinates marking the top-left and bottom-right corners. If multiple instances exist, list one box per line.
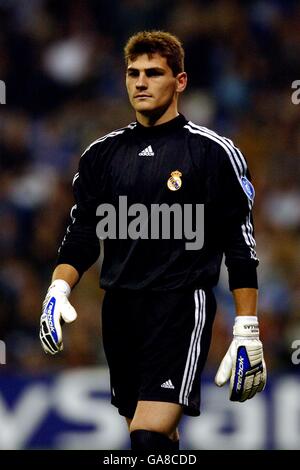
left=167, top=170, right=182, bottom=191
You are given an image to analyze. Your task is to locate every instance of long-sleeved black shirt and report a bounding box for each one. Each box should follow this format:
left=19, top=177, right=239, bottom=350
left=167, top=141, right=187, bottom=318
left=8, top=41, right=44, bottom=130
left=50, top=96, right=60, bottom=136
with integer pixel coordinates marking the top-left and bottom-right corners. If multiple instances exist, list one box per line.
left=57, top=114, right=259, bottom=291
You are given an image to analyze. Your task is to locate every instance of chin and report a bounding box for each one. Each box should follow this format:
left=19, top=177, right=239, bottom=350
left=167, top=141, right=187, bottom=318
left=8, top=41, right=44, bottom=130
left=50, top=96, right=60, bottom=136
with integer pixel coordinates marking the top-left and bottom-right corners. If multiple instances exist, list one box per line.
left=134, top=101, right=155, bottom=110
left=138, top=110, right=156, bottom=117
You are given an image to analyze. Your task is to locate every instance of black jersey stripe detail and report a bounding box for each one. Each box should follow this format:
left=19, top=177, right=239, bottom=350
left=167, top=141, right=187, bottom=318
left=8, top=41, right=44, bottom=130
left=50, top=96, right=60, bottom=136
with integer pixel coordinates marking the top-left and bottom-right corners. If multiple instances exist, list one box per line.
left=184, top=124, right=258, bottom=260
left=186, top=122, right=245, bottom=192
left=80, top=122, right=137, bottom=158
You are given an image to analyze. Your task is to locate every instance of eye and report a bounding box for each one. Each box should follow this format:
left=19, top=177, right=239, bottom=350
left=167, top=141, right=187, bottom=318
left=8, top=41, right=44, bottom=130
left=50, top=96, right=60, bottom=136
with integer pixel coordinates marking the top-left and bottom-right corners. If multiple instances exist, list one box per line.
left=127, top=70, right=139, bottom=77
left=146, top=70, right=164, bottom=77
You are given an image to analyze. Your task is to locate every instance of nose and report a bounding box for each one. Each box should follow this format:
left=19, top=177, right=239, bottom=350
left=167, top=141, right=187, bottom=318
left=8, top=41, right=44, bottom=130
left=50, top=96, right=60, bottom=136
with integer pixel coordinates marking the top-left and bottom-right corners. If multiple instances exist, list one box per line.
left=136, top=72, right=148, bottom=89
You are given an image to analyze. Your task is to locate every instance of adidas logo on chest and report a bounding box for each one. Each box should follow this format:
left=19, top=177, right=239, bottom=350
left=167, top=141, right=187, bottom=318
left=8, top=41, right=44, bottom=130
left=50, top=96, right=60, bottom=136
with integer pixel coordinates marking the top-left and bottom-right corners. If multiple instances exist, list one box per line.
left=138, top=145, right=155, bottom=156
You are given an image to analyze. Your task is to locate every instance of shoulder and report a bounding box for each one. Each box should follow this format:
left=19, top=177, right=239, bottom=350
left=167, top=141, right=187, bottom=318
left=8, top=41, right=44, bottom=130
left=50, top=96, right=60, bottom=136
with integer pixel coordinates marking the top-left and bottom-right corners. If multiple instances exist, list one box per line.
left=184, top=120, right=255, bottom=202
left=183, top=120, right=248, bottom=175
left=80, top=122, right=137, bottom=159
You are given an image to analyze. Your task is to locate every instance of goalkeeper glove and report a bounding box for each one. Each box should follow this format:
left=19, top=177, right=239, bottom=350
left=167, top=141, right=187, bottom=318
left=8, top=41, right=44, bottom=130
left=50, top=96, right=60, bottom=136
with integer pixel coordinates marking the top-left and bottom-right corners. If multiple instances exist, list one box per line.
left=215, top=315, right=266, bottom=401
left=39, top=279, right=77, bottom=355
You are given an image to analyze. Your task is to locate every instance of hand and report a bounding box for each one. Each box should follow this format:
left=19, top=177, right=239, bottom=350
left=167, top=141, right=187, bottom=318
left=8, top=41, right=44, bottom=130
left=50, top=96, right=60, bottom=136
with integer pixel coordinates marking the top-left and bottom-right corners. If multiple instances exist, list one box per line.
left=39, top=280, right=77, bottom=355
left=215, top=316, right=266, bottom=401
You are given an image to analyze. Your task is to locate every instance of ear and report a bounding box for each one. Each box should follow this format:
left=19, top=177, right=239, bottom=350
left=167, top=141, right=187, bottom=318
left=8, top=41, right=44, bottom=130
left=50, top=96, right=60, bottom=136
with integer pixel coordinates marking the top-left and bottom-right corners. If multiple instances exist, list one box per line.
left=175, top=72, right=187, bottom=93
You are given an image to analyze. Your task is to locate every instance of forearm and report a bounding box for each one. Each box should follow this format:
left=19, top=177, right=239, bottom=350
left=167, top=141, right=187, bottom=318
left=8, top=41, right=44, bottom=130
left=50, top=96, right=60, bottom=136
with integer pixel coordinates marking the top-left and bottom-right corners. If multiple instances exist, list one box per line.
left=52, top=264, right=80, bottom=290
left=232, top=288, right=258, bottom=316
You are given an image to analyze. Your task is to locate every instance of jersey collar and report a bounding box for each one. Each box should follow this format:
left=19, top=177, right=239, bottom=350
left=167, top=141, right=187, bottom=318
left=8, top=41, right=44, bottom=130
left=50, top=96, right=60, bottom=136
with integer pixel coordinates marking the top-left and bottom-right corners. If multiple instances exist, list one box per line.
left=135, top=113, right=187, bottom=136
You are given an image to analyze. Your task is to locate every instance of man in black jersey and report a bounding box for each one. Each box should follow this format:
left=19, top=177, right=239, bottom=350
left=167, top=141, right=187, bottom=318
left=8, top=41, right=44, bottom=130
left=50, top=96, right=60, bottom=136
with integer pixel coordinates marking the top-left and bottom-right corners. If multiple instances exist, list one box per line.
left=39, top=31, right=266, bottom=451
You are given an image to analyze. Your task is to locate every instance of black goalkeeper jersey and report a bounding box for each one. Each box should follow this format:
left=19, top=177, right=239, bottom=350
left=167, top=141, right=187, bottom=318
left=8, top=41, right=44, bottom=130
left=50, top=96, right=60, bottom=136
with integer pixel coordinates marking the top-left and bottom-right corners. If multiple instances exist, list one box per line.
left=57, top=114, right=258, bottom=291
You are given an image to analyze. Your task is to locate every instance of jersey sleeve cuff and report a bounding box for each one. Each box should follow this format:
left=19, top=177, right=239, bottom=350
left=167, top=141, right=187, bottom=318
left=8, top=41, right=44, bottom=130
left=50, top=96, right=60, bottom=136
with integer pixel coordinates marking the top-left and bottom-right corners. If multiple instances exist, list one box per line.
left=56, top=244, right=100, bottom=278
left=227, top=260, right=258, bottom=290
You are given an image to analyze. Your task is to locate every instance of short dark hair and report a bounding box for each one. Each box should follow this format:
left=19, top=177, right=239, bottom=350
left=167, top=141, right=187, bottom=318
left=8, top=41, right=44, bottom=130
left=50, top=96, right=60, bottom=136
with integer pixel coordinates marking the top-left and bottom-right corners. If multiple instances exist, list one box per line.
left=124, top=31, right=185, bottom=76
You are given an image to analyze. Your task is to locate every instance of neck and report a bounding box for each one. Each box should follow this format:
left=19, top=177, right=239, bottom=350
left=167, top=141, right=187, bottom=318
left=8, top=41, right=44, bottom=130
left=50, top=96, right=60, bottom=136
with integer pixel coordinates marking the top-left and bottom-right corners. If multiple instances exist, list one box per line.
left=136, top=103, right=179, bottom=127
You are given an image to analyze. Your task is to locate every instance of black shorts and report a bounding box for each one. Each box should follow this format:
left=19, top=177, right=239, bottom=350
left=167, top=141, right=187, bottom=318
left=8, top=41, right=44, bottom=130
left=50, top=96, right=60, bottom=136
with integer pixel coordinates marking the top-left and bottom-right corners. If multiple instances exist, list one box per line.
left=101, top=288, right=216, bottom=419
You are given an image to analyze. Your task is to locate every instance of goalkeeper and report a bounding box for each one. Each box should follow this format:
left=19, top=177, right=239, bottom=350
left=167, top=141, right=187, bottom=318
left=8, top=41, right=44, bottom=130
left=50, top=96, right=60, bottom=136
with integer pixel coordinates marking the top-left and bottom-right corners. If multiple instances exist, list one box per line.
left=39, top=31, right=266, bottom=450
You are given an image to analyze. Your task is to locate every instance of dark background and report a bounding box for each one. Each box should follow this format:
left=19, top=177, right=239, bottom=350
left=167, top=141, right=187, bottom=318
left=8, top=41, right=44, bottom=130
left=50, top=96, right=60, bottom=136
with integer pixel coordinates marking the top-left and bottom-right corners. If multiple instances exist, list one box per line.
left=0, top=0, right=299, bottom=449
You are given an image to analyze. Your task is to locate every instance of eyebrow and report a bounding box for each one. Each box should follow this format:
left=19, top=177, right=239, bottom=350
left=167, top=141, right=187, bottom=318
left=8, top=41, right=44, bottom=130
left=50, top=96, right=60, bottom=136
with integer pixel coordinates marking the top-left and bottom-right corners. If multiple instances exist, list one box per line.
left=127, top=66, right=166, bottom=73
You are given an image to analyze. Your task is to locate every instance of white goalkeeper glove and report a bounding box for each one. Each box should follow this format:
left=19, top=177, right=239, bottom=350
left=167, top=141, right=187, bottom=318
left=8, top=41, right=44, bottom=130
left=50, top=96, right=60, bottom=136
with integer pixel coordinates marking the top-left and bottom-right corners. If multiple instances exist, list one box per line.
left=215, top=316, right=266, bottom=401
left=39, top=280, right=77, bottom=355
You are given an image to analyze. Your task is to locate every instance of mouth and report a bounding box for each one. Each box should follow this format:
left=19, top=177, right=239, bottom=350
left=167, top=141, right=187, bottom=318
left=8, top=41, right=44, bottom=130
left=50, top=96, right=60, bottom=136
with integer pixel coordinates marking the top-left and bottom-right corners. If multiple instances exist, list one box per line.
left=134, top=94, right=152, bottom=99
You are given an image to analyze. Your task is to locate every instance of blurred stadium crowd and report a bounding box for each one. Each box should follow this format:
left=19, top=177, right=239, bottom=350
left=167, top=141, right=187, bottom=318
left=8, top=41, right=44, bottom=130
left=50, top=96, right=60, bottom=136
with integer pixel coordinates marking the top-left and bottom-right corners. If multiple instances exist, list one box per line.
left=0, top=0, right=300, bottom=375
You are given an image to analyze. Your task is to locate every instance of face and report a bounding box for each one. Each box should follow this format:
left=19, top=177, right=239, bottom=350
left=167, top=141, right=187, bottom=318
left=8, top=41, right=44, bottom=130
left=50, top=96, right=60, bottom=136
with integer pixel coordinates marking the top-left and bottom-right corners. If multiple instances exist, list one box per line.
left=126, top=53, right=186, bottom=119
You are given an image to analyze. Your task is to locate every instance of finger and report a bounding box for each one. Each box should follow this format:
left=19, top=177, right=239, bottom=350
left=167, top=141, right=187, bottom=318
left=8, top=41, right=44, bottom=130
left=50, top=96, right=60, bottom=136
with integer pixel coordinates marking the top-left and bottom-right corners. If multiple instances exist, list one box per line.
left=261, top=359, right=267, bottom=390
left=40, top=330, right=58, bottom=355
left=40, top=320, right=60, bottom=354
left=246, top=382, right=259, bottom=400
left=60, top=302, right=77, bottom=323
left=215, top=350, right=232, bottom=386
left=257, top=370, right=266, bottom=393
left=240, top=370, right=264, bottom=401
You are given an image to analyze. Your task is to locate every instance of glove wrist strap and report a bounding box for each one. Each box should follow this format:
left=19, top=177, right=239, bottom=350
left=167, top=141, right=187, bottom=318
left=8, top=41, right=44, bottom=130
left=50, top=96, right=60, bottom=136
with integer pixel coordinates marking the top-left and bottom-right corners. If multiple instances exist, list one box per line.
left=48, top=279, right=71, bottom=298
left=233, top=315, right=259, bottom=338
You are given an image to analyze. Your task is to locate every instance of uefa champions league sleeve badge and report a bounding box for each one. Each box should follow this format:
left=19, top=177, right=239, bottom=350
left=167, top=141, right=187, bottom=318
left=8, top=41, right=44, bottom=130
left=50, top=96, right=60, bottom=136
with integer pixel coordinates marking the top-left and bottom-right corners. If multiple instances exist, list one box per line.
left=240, top=176, right=255, bottom=201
